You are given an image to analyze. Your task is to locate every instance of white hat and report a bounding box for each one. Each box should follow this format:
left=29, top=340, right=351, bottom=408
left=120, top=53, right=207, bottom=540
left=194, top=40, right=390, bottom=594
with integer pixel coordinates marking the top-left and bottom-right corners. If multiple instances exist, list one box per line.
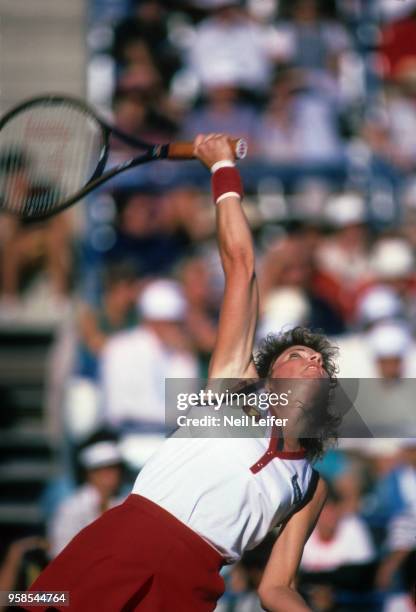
left=201, top=62, right=239, bottom=88
left=138, top=279, right=187, bottom=321
left=79, top=441, right=123, bottom=469
left=325, top=193, right=366, bottom=227
left=259, top=288, right=310, bottom=337
left=357, top=286, right=403, bottom=326
left=367, top=322, right=411, bottom=358
left=371, top=239, right=415, bottom=279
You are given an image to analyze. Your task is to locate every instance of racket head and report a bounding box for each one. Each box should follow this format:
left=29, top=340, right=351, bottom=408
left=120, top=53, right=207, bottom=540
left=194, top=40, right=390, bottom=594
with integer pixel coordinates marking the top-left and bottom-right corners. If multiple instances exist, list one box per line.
left=0, top=94, right=109, bottom=219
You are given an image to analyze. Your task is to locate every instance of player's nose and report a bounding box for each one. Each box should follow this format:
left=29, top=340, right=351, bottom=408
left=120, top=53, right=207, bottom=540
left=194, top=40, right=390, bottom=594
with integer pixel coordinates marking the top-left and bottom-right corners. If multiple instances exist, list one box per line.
left=309, top=352, right=323, bottom=366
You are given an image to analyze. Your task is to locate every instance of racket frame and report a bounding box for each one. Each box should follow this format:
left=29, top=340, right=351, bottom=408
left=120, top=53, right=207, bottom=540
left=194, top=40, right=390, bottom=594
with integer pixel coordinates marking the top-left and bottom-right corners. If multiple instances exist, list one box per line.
left=0, top=94, right=170, bottom=219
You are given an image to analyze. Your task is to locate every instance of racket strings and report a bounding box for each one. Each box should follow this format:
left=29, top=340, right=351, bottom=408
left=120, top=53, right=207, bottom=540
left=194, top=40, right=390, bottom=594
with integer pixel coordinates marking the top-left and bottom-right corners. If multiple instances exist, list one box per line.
left=0, top=101, right=105, bottom=217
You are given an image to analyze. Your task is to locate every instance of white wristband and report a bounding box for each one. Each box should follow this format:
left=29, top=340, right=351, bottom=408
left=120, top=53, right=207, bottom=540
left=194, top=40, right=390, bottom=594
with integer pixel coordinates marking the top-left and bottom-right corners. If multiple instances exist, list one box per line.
left=216, top=192, right=241, bottom=204
left=210, top=160, right=236, bottom=174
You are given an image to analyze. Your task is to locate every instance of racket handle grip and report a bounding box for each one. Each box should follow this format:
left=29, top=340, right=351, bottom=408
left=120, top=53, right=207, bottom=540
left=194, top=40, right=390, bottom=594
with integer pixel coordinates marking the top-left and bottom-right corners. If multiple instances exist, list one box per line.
left=166, top=138, right=248, bottom=160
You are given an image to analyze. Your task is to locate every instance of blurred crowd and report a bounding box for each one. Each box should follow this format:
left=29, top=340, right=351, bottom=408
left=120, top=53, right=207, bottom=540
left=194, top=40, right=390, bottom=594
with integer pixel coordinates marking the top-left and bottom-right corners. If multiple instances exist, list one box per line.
left=1, top=0, right=416, bottom=610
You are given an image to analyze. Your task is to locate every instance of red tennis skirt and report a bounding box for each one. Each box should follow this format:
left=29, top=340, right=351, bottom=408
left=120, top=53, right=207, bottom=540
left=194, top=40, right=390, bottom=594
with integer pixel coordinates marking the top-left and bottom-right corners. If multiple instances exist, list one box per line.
left=26, top=494, right=225, bottom=612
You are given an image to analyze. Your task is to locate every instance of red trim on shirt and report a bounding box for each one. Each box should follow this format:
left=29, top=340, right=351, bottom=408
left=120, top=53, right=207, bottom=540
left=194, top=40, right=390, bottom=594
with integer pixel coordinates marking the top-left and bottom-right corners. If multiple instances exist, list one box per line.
left=250, top=424, right=306, bottom=474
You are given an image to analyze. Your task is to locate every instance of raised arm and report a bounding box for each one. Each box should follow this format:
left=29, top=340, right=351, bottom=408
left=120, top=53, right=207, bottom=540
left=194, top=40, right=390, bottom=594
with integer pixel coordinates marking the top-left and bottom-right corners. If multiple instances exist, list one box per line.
left=258, top=477, right=328, bottom=612
left=194, top=134, right=259, bottom=379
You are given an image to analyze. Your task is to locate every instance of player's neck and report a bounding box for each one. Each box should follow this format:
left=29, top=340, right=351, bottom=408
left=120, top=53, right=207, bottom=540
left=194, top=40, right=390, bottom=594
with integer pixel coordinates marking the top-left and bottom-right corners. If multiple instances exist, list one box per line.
left=280, top=436, right=302, bottom=452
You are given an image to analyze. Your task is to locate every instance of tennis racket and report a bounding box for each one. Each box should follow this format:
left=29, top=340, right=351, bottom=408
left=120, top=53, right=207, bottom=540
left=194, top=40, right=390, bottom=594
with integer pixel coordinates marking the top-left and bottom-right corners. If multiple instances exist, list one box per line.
left=0, top=94, right=247, bottom=220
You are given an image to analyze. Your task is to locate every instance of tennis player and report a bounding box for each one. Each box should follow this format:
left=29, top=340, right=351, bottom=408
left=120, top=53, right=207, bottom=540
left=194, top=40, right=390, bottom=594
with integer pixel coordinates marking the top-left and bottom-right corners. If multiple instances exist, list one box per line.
left=26, top=134, right=339, bottom=612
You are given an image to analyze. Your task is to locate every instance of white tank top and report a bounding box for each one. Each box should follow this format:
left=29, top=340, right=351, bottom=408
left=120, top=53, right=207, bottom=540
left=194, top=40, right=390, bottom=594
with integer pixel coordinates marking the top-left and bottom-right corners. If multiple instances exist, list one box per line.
left=133, top=426, right=316, bottom=562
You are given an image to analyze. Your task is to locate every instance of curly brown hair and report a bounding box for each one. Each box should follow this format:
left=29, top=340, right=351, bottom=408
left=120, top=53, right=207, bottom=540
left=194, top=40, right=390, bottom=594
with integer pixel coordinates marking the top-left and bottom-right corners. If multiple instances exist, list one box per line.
left=254, top=327, right=340, bottom=461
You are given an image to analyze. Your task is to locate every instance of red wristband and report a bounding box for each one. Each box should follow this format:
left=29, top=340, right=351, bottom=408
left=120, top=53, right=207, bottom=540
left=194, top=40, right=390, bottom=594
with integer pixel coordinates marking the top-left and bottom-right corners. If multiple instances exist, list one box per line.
left=211, top=167, right=244, bottom=204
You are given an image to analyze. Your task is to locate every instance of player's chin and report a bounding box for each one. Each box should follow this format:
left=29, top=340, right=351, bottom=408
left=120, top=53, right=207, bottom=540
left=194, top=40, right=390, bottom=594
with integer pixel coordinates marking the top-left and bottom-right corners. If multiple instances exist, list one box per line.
left=302, top=366, right=328, bottom=380
left=302, top=371, right=325, bottom=380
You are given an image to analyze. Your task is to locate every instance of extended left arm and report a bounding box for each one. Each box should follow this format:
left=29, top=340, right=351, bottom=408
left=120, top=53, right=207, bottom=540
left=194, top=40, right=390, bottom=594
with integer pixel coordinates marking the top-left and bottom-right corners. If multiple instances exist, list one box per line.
left=258, top=477, right=328, bottom=612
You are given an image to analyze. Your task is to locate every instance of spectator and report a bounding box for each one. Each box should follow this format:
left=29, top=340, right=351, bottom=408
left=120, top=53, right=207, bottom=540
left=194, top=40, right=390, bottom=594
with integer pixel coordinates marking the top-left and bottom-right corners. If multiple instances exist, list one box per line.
left=363, top=78, right=416, bottom=173
left=276, top=0, right=352, bottom=87
left=260, top=234, right=346, bottom=335
left=335, top=285, right=416, bottom=379
left=76, top=261, right=139, bottom=381
left=316, top=192, right=372, bottom=321
left=113, top=41, right=180, bottom=131
left=352, top=322, right=416, bottom=436
left=369, top=238, right=416, bottom=312
left=186, top=0, right=287, bottom=92
left=179, top=254, right=219, bottom=374
left=113, top=30, right=163, bottom=97
left=258, top=287, right=311, bottom=339
left=356, top=285, right=405, bottom=330
left=112, top=0, right=180, bottom=85
left=181, top=73, right=258, bottom=144
left=367, top=321, right=410, bottom=380
left=49, top=430, right=125, bottom=558
left=100, top=278, right=198, bottom=431
left=0, top=150, right=71, bottom=318
left=0, top=538, right=48, bottom=607
left=254, top=68, right=343, bottom=163
left=376, top=507, right=416, bottom=609
left=379, top=3, right=416, bottom=82
left=216, top=534, right=276, bottom=612
left=300, top=486, right=376, bottom=610
left=362, top=440, right=416, bottom=612
left=111, top=89, right=177, bottom=154
left=101, top=188, right=189, bottom=277
left=360, top=234, right=416, bottom=328
left=400, top=175, right=416, bottom=249
left=366, top=440, right=416, bottom=531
